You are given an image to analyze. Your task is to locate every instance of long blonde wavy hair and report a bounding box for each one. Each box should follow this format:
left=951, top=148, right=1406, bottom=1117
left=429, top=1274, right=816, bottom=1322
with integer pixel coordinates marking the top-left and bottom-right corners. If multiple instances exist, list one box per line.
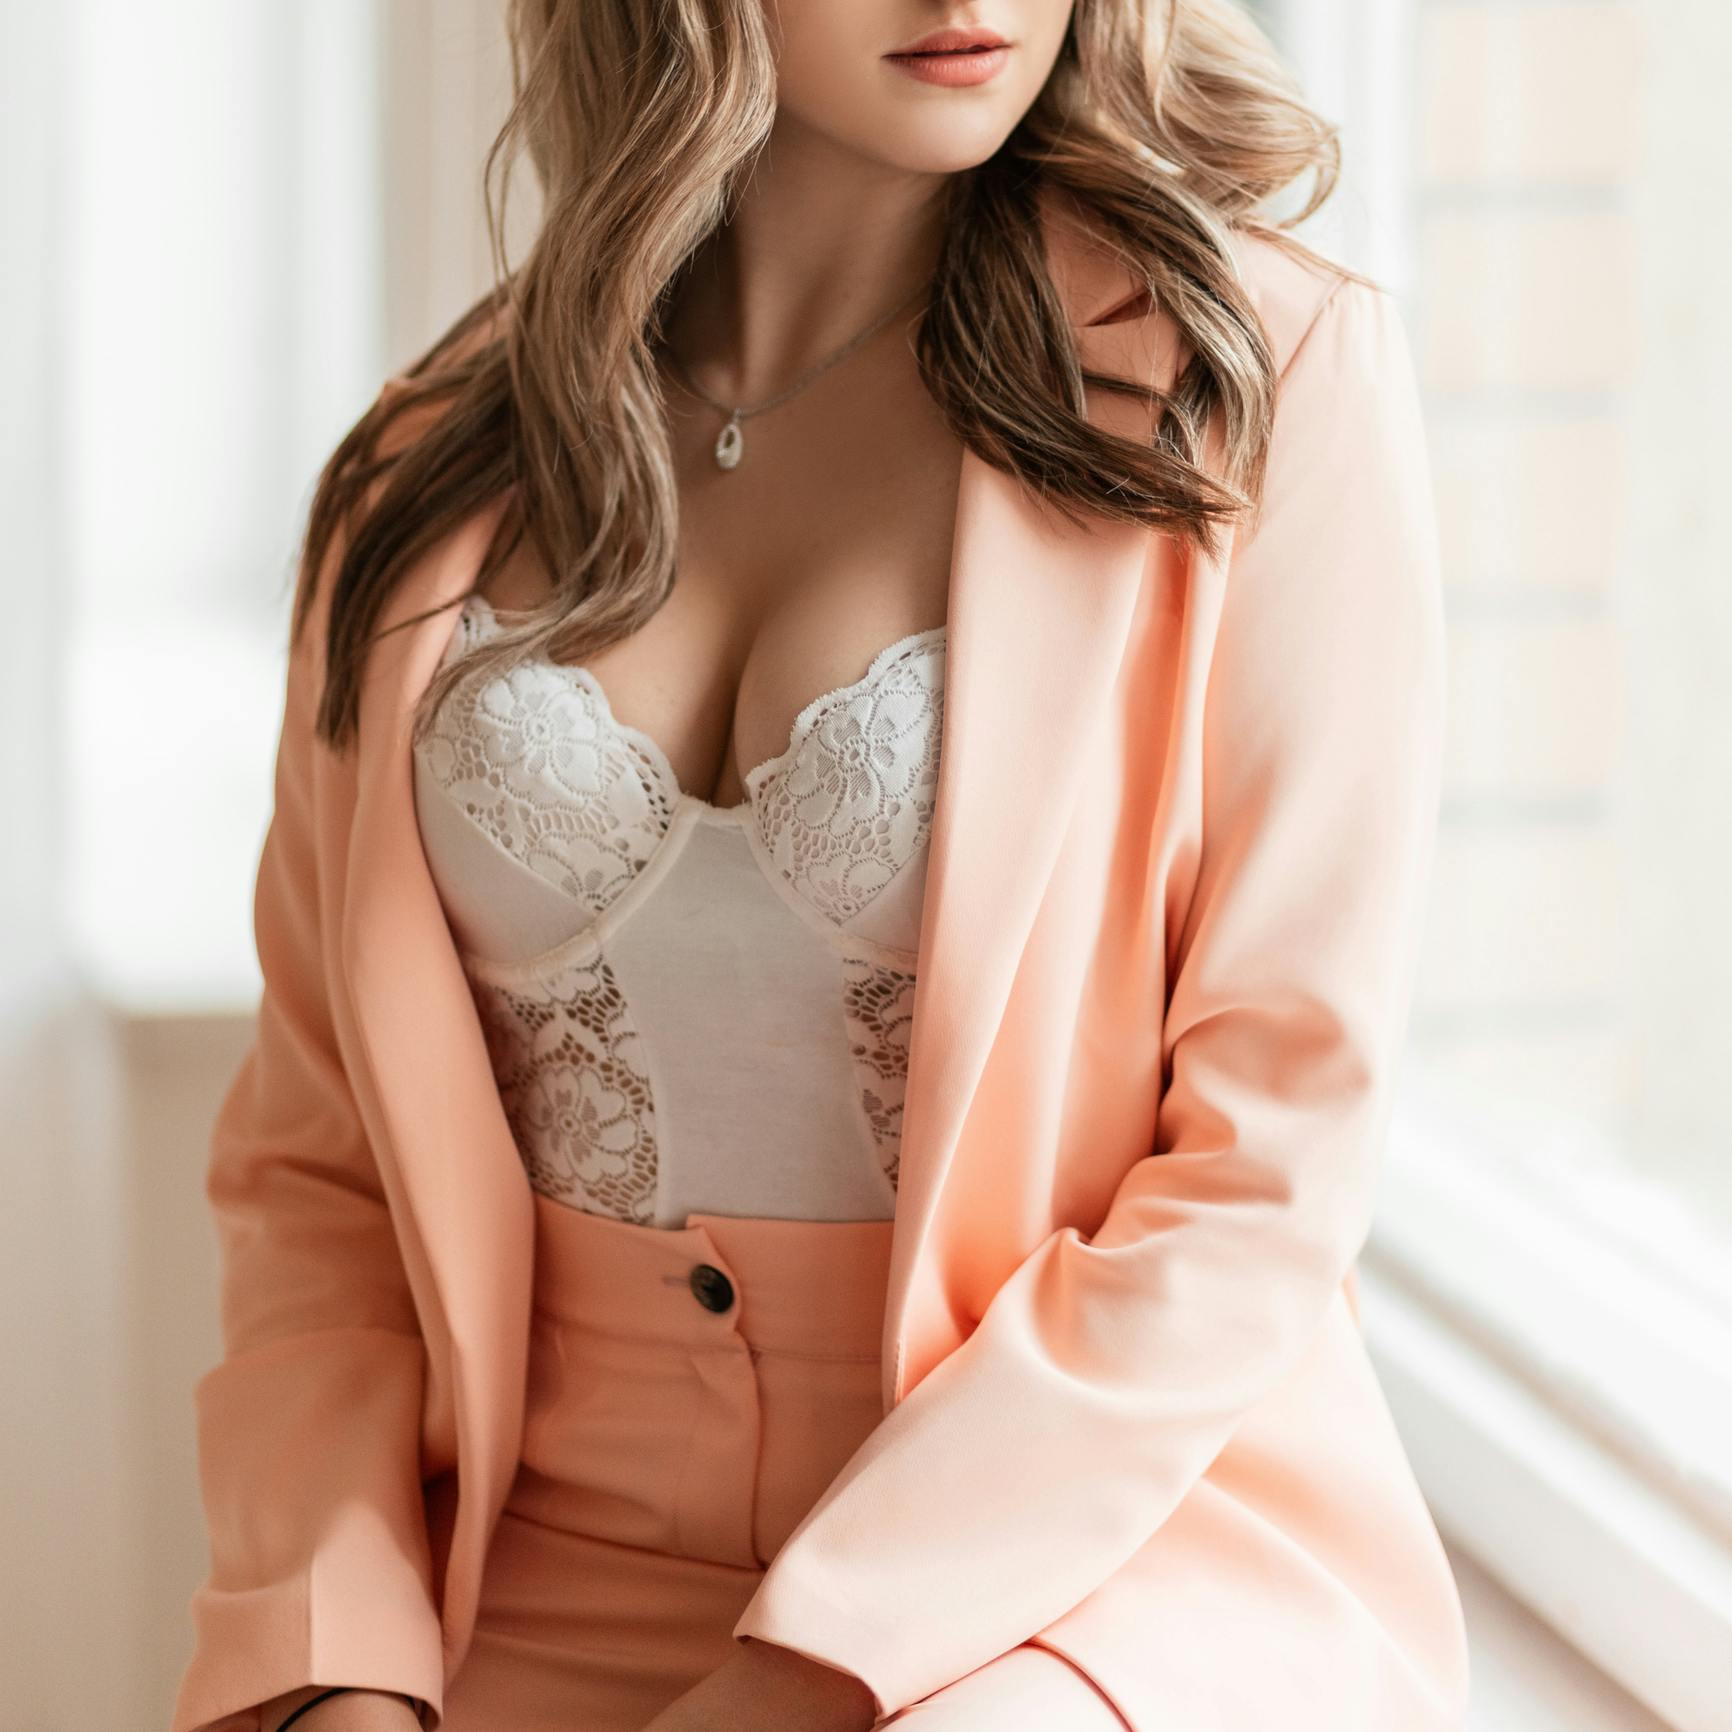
left=298, top=0, right=1346, bottom=754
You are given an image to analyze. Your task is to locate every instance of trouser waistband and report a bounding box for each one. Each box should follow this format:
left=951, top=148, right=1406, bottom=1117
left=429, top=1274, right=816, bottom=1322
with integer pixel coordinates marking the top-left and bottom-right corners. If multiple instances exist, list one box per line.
left=529, top=1189, right=895, bottom=1360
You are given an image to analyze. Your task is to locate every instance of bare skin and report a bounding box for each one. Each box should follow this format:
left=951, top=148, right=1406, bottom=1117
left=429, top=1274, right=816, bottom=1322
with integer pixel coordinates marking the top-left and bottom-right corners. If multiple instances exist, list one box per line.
left=290, top=2, right=1074, bottom=1729
left=484, top=176, right=966, bottom=813
left=261, top=1689, right=419, bottom=1732
left=479, top=0, right=1075, bottom=823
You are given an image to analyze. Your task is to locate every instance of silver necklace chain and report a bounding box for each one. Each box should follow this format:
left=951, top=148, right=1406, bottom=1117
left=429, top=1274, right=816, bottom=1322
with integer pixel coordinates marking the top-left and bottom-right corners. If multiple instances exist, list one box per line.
left=658, top=279, right=931, bottom=471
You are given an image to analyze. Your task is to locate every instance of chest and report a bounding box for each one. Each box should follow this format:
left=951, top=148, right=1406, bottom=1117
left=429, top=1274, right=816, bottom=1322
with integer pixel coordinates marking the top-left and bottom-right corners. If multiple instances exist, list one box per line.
left=411, top=370, right=963, bottom=1229
left=483, top=340, right=963, bottom=810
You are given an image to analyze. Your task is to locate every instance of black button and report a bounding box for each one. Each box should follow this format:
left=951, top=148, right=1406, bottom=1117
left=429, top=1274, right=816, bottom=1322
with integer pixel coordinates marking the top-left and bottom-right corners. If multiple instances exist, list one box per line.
left=689, top=1262, right=735, bottom=1313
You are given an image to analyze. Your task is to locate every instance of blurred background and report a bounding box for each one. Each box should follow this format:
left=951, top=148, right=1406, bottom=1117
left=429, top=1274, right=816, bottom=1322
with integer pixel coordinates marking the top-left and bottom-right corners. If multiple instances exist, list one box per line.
left=3, top=1, right=1728, bottom=1727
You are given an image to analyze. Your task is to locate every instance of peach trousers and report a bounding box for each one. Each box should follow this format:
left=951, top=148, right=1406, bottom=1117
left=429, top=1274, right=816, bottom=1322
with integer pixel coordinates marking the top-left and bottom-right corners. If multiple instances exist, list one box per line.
left=438, top=1189, right=1127, bottom=1731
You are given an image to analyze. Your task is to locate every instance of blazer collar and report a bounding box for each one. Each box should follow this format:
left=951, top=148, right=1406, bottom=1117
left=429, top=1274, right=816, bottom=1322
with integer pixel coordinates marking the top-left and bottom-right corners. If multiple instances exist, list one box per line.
left=337, top=189, right=1169, bottom=1446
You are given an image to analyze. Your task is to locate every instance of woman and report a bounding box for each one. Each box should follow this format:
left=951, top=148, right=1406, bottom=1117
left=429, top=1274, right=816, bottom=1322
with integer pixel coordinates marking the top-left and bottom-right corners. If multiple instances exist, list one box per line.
left=171, top=0, right=1469, bottom=1729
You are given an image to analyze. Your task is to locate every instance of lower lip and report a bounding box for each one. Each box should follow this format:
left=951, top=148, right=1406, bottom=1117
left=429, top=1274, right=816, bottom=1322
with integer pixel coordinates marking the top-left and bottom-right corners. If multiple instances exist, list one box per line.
left=883, top=45, right=1010, bottom=87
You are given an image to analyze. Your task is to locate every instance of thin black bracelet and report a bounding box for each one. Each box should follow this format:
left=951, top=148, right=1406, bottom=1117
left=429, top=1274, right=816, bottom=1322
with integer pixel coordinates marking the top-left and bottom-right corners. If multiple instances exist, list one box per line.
left=276, top=1687, right=426, bottom=1730
left=276, top=1691, right=350, bottom=1732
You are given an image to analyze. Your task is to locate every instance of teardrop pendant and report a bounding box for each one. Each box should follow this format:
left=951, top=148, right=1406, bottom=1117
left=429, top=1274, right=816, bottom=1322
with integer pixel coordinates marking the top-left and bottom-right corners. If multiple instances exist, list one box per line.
left=714, top=415, right=744, bottom=471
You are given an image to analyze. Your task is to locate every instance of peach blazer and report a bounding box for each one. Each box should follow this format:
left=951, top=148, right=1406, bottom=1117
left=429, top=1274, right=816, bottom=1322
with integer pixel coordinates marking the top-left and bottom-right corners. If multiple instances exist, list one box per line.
left=172, top=201, right=1471, bottom=1732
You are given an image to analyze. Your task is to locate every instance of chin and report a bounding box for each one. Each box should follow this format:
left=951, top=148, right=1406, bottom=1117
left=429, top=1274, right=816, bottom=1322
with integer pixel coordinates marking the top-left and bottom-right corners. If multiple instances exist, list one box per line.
left=843, top=112, right=1021, bottom=177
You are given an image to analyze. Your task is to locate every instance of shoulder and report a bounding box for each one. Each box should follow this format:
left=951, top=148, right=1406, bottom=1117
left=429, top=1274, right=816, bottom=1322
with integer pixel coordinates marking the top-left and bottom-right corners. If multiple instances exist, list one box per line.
left=370, top=297, right=513, bottom=459
left=1060, top=211, right=1382, bottom=406
left=1222, top=227, right=1368, bottom=379
left=291, top=300, right=512, bottom=661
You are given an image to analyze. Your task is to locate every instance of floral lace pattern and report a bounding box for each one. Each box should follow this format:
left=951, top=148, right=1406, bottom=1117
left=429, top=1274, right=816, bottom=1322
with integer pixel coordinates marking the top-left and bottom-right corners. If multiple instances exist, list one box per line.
left=473, top=950, right=660, bottom=1224
left=840, top=958, right=920, bottom=1189
left=417, top=602, right=677, bottom=921
left=750, top=635, right=944, bottom=932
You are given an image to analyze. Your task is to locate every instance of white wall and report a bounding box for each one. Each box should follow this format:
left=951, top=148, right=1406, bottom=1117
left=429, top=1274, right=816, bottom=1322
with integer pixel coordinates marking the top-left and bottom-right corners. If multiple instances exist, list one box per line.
left=0, top=7, right=138, bottom=1727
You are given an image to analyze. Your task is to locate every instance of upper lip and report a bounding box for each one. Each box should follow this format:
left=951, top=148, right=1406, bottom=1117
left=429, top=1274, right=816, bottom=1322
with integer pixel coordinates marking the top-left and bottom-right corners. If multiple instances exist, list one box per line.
left=886, top=24, right=1010, bottom=55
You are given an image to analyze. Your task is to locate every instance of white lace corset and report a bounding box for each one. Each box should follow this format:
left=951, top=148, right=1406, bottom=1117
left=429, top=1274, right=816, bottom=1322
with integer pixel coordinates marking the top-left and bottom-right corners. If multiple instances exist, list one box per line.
left=411, top=593, right=946, bottom=1227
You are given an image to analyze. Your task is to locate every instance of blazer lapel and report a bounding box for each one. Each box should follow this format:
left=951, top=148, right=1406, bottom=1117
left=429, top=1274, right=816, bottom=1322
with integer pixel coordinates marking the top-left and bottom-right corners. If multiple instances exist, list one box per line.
left=878, top=189, right=1177, bottom=1403
left=883, top=344, right=1159, bottom=1404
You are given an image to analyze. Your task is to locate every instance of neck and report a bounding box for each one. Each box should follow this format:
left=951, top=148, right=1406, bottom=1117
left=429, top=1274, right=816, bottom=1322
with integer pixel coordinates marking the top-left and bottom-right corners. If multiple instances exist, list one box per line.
left=662, top=116, right=952, bottom=401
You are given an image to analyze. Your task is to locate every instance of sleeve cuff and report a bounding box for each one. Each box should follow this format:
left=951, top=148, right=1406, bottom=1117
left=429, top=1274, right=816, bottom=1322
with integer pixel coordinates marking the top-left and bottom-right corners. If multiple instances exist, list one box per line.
left=170, top=1564, right=445, bottom=1732
left=732, top=1555, right=921, bottom=1724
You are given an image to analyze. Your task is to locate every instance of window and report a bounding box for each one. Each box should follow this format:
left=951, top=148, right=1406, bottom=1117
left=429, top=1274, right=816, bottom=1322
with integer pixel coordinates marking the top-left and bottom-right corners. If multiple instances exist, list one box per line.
left=62, top=0, right=386, bottom=1007
left=62, top=0, right=520, bottom=1010
left=1258, top=3, right=1732, bottom=1724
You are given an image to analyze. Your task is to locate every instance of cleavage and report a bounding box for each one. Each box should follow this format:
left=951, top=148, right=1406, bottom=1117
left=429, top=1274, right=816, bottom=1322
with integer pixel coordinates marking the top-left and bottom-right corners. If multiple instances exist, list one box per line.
left=471, top=590, right=947, bottom=813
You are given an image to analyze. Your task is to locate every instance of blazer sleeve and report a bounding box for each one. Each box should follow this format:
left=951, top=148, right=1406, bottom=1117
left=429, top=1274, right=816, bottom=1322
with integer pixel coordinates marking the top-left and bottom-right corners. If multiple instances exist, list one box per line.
left=730, top=275, right=1447, bottom=1719
left=170, top=533, right=444, bottom=1732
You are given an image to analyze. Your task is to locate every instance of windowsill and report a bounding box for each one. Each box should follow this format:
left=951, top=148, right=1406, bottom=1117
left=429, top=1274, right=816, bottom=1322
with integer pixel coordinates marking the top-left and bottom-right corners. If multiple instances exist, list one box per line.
left=1363, top=1076, right=1732, bottom=1732
left=1446, top=1545, right=1671, bottom=1732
